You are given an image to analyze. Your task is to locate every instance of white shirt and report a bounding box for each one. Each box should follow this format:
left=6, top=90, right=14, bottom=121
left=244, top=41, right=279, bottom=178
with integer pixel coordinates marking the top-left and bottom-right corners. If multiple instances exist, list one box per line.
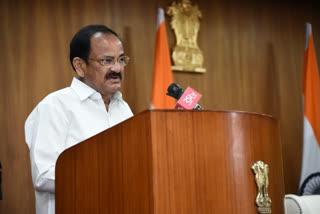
left=24, top=77, right=133, bottom=214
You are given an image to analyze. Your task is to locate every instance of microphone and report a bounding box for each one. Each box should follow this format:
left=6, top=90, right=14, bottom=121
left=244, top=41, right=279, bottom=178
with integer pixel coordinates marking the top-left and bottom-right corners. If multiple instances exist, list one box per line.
left=166, top=83, right=204, bottom=110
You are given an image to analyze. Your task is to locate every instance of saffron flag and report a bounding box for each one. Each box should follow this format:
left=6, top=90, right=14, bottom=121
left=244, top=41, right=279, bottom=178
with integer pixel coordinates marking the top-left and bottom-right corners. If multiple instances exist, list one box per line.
left=150, top=8, right=175, bottom=109
left=299, top=23, right=320, bottom=195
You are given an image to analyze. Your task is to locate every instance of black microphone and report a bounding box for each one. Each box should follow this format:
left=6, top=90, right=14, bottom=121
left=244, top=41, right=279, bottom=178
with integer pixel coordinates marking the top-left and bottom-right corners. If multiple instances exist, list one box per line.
left=166, top=83, right=184, bottom=100
left=166, top=83, right=204, bottom=110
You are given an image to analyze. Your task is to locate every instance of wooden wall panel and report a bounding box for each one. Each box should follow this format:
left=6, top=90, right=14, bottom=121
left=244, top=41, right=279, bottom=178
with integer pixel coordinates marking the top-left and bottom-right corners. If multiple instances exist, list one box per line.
left=0, top=0, right=319, bottom=213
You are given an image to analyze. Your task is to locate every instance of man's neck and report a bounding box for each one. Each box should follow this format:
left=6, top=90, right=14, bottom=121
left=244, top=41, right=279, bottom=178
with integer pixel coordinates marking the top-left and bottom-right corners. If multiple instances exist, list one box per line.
left=102, top=94, right=113, bottom=111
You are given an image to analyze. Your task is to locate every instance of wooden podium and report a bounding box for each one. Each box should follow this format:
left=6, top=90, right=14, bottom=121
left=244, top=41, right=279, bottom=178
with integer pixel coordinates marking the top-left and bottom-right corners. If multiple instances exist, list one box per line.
left=56, top=110, right=285, bottom=213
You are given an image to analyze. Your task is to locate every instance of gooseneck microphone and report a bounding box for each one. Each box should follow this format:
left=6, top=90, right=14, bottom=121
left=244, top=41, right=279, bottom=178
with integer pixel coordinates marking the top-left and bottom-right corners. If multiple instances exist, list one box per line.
left=166, top=83, right=184, bottom=100
left=166, top=83, right=204, bottom=110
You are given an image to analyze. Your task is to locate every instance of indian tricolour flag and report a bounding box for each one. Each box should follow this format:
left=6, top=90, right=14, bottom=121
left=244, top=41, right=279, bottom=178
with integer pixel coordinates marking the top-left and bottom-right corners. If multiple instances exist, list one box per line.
left=150, top=8, right=175, bottom=109
left=299, top=23, right=320, bottom=195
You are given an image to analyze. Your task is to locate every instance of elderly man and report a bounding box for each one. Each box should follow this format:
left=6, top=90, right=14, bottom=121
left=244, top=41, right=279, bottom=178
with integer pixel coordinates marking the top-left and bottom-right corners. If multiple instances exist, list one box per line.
left=25, top=25, right=133, bottom=214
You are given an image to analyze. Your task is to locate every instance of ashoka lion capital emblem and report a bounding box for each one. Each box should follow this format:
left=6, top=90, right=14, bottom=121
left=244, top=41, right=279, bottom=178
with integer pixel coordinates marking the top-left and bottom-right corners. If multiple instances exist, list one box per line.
left=251, top=161, right=272, bottom=214
left=167, top=0, right=206, bottom=73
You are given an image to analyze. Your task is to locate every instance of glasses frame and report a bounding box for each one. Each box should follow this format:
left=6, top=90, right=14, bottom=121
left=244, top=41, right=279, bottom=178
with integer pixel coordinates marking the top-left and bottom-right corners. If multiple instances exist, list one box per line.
left=88, top=55, right=130, bottom=67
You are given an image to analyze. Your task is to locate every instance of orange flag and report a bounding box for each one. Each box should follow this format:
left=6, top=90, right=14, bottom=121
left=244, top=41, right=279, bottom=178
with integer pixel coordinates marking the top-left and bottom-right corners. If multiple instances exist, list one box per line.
left=150, top=8, right=175, bottom=109
left=299, top=23, right=320, bottom=195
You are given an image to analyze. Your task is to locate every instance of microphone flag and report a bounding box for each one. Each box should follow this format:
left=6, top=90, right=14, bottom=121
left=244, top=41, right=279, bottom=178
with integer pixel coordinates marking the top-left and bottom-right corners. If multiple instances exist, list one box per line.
left=299, top=23, right=320, bottom=195
left=175, top=87, right=202, bottom=110
left=150, top=8, right=175, bottom=109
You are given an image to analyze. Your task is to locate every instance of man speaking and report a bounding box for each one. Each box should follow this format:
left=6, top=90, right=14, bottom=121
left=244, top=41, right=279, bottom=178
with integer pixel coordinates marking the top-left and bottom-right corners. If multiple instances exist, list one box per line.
left=24, top=25, right=133, bottom=214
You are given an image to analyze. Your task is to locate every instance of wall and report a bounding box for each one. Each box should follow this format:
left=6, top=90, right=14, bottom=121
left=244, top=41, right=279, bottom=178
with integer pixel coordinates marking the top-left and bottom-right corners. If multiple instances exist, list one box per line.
left=0, top=0, right=319, bottom=212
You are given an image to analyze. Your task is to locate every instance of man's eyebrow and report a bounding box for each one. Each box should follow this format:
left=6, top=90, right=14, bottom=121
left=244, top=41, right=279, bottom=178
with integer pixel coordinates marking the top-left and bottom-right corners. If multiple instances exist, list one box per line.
left=102, top=53, right=125, bottom=58
left=102, top=55, right=114, bottom=59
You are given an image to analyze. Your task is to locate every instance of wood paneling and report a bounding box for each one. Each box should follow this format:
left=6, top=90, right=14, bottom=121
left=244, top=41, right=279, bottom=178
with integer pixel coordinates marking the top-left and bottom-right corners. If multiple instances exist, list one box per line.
left=0, top=0, right=319, bottom=213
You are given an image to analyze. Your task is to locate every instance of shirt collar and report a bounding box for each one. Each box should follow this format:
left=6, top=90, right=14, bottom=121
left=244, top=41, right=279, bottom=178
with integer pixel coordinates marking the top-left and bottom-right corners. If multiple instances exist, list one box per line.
left=70, top=77, right=122, bottom=102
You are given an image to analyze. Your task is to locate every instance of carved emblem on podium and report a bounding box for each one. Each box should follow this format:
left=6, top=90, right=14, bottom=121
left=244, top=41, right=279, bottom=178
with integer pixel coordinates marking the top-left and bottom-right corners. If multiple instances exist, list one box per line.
left=167, top=0, right=206, bottom=73
left=252, top=161, right=272, bottom=214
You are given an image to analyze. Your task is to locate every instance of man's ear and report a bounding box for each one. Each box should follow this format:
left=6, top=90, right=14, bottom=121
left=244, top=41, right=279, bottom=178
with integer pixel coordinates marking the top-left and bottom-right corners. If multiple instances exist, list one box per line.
left=73, top=57, right=86, bottom=77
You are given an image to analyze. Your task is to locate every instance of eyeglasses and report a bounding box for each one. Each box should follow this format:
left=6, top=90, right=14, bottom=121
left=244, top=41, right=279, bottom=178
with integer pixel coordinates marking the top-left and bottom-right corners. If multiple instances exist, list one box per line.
left=88, top=55, right=130, bottom=67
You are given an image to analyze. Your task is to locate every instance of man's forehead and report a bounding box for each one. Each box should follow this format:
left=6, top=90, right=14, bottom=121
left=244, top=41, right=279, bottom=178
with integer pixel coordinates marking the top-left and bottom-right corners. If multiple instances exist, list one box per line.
left=90, top=32, right=123, bottom=55
left=91, top=32, right=121, bottom=45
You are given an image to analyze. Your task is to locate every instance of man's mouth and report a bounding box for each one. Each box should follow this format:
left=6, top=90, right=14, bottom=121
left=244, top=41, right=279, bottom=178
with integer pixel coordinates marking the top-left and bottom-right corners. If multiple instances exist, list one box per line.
left=105, top=72, right=122, bottom=80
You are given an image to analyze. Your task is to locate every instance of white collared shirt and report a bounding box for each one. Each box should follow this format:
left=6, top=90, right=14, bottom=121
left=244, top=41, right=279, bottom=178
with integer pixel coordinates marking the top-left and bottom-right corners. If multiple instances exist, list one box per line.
left=25, top=77, right=133, bottom=214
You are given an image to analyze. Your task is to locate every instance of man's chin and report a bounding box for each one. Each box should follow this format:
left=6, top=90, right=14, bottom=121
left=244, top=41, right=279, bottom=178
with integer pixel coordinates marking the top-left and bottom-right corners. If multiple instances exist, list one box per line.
left=109, top=84, right=121, bottom=94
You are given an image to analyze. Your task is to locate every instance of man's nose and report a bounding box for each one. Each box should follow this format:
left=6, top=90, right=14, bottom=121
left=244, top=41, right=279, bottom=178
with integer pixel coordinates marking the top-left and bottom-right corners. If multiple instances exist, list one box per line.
left=110, top=62, right=122, bottom=72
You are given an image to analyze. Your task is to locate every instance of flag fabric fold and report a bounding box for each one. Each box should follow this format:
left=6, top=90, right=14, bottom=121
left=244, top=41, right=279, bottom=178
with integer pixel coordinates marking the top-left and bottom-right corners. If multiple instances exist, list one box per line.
left=299, top=23, right=320, bottom=195
left=150, top=8, right=175, bottom=109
